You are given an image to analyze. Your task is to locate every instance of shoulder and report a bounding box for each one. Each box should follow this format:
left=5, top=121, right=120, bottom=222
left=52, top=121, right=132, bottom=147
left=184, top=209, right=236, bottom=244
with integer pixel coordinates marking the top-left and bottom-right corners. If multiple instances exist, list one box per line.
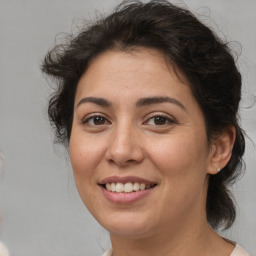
left=101, top=247, right=112, bottom=256
left=230, top=244, right=250, bottom=256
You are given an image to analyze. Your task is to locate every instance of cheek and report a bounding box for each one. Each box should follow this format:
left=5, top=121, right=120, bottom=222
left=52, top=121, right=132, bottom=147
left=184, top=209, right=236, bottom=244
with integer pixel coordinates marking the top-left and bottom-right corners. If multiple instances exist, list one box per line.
left=146, top=134, right=209, bottom=217
left=69, top=133, right=104, bottom=210
left=149, top=133, right=208, bottom=172
left=146, top=131, right=209, bottom=199
left=69, top=131, right=105, bottom=184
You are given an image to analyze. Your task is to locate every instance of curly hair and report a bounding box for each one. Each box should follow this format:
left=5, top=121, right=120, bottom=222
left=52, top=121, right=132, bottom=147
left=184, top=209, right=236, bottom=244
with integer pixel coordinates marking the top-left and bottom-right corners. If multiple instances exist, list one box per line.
left=41, top=0, right=245, bottom=230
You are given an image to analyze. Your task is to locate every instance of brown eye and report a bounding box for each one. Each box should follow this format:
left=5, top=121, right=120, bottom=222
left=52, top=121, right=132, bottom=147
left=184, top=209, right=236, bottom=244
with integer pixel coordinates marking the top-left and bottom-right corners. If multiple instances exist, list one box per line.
left=83, top=115, right=109, bottom=126
left=93, top=116, right=106, bottom=125
left=153, top=116, right=168, bottom=125
left=146, top=115, right=174, bottom=126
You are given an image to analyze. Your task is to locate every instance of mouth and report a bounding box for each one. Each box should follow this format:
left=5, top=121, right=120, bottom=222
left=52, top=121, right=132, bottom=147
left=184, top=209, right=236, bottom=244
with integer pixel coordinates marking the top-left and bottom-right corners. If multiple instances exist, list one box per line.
left=98, top=176, right=158, bottom=203
left=102, top=182, right=157, bottom=193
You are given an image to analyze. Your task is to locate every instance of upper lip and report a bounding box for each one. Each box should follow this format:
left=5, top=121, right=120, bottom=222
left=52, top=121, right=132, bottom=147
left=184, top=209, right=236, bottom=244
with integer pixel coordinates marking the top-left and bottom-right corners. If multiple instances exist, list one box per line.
left=98, top=176, right=157, bottom=185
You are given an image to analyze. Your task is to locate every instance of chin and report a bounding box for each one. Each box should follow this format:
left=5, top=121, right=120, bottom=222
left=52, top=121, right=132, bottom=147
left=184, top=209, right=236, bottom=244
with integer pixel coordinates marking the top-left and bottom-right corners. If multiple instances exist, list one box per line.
left=98, top=212, right=157, bottom=239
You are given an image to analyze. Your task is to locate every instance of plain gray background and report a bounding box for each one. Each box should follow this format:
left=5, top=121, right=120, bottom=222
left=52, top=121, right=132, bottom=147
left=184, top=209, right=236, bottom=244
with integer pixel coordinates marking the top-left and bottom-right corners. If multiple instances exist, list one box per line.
left=0, top=0, right=255, bottom=255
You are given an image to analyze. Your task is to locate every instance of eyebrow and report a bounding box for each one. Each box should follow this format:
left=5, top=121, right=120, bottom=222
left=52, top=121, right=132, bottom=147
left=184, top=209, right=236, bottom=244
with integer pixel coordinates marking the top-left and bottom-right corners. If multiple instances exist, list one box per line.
left=77, top=97, right=112, bottom=108
left=136, top=96, right=187, bottom=111
left=76, top=96, right=186, bottom=111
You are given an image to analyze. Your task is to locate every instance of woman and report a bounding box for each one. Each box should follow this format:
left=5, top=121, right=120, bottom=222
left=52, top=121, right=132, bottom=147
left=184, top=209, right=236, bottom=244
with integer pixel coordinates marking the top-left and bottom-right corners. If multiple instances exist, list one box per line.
left=42, top=1, right=249, bottom=255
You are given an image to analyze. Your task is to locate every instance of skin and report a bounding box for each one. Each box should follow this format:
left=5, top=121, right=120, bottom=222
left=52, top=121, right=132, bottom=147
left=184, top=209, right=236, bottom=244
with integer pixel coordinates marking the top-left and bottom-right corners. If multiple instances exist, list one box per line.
left=69, top=48, right=236, bottom=256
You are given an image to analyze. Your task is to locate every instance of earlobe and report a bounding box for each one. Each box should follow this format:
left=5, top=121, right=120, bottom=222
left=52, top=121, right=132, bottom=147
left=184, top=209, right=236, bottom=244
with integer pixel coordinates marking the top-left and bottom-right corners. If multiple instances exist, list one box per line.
left=207, top=126, right=236, bottom=175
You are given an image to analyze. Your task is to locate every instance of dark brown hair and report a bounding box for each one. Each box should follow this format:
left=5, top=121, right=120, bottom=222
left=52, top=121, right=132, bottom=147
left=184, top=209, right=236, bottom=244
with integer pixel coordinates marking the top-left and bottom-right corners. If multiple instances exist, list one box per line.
left=42, top=0, right=245, bottom=230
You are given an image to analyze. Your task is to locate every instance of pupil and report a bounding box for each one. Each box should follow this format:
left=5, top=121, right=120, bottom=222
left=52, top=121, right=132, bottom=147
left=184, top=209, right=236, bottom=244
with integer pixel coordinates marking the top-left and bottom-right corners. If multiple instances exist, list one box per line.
left=154, top=116, right=166, bottom=125
left=94, top=116, right=104, bottom=125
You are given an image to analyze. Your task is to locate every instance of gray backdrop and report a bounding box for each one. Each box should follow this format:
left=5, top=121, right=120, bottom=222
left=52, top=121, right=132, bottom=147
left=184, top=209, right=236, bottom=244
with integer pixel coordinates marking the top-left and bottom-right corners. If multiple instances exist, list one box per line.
left=0, top=0, right=255, bottom=255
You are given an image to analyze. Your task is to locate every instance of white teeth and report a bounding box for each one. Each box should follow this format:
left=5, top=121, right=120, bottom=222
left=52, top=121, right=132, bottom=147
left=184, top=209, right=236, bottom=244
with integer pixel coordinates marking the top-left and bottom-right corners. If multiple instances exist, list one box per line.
left=115, top=183, right=124, bottom=193
left=133, top=182, right=140, bottom=191
left=110, top=183, right=116, bottom=192
left=140, top=183, right=146, bottom=190
left=105, top=182, right=155, bottom=193
left=124, top=182, right=133, bottom=193
left=106, top=183, right=111, bottom=191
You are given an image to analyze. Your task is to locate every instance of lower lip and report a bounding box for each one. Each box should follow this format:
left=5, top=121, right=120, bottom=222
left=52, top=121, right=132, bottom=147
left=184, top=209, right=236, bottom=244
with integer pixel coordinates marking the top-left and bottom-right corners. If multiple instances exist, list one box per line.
left=100, top=186, right=156, bottom=204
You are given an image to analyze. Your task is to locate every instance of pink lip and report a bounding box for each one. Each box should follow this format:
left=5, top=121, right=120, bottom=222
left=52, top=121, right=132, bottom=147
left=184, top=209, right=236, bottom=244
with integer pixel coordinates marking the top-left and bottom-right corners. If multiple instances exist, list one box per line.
left=100, top=185, right=156, bottom=204
left=98, top=176, right=158, bottom=204
left=98, top=176, right=156, bottom=185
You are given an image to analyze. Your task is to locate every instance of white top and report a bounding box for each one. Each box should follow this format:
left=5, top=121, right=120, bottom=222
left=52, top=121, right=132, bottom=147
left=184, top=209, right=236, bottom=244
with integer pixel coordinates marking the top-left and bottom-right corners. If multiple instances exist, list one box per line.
left=102, top=244, right=249, bottom=256
left=230, top=244, right=250, bottom=256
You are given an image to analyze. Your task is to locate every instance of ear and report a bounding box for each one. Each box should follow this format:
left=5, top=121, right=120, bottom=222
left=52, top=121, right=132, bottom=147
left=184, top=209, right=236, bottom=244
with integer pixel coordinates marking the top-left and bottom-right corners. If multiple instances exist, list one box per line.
left=207, top=126, right=236, bottom=175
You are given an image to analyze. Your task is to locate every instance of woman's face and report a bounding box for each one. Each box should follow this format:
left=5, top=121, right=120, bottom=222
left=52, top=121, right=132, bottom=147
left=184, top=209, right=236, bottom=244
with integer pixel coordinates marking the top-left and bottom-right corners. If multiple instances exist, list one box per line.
left=70, top=48, right=215, bottom=238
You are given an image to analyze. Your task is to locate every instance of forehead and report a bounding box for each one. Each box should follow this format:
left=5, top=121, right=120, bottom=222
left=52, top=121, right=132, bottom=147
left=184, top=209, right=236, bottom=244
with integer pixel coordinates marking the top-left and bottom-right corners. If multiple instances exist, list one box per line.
left=75, top=48, right=193, bottom=103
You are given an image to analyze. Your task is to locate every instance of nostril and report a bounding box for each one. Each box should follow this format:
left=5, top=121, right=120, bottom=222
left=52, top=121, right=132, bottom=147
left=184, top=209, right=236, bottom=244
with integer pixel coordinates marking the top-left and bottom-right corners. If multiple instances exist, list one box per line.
left=105, top=134, right=144, bottom=165
left=107, top=158, right=138, bottom=166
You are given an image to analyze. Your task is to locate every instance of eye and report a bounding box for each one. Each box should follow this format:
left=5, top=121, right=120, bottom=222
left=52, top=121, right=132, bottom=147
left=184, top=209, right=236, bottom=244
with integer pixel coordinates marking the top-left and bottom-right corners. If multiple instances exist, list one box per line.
left=83, top=115, right=110, bottom=126
left=145, top=115, right=175, bottom=126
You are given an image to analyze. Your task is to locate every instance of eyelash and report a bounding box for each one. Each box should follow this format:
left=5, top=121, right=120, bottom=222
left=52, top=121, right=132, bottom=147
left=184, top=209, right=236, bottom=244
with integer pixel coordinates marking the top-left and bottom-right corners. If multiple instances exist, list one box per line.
left=82, top=115, right=110, bottom=126
left=144, top=114, right=176, bottom=126
left=82, top=113, right=176, bottom=127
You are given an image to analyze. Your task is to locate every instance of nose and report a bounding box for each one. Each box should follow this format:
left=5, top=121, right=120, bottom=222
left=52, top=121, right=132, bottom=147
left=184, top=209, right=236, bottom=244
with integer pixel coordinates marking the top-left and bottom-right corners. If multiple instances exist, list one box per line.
left=106, top=124, right=144, bottom=166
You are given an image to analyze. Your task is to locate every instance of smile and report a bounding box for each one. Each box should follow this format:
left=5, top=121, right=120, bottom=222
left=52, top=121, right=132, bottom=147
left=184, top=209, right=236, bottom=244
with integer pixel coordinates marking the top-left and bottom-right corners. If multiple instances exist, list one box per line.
left=105, top=182, right=156, bottom=193
left=99, top=176, right=158, bottom=204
